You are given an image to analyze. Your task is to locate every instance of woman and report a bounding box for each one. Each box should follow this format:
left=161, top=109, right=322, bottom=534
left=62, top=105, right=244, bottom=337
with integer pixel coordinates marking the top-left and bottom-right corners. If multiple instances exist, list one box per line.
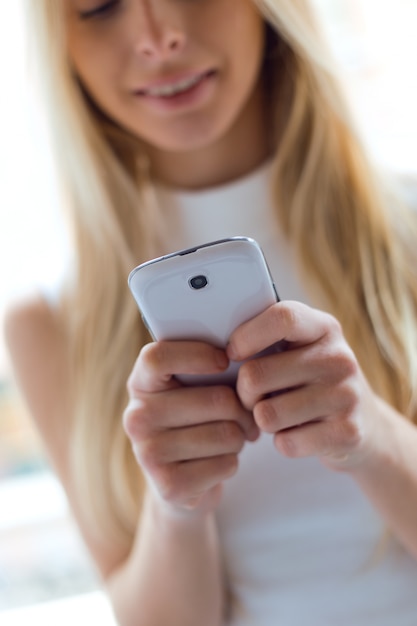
left=5, top=0, right=417, bottom=624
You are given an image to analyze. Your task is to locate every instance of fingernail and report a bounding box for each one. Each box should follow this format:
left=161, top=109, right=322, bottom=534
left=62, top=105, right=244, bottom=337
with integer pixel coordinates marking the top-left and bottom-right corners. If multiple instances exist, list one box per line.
left=216, top=349, right=229, bottom=370
left=247, top=425, right=260, bottom=442
left=226, top=343, right=238, bottom=361
left=244, top=416, right=260, bottom=442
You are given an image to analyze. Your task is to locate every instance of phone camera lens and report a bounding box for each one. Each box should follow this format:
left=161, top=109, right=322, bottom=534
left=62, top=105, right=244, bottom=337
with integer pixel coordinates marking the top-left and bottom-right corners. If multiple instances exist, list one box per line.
left=189, top=275, right=208, bottom=290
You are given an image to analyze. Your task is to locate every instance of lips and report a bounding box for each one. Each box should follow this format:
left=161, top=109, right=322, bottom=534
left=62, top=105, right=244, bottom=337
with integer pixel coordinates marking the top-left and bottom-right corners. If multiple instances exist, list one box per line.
left=135, top=70, right=215, bottom=99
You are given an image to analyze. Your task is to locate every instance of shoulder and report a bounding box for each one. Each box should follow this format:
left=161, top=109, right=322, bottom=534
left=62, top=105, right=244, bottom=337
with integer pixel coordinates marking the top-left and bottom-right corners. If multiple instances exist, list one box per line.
left=4, top=291, right=67, bottom=354
left=4, top=294, right=132, bottom=577
left=3, top=293, right=72, bottom=477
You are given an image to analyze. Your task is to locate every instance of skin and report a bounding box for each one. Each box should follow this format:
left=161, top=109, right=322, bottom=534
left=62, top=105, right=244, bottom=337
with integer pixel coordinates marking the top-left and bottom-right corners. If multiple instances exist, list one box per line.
left=4, top=1, right=417, bottom=624
left=66, top=0, right=269, bottom=188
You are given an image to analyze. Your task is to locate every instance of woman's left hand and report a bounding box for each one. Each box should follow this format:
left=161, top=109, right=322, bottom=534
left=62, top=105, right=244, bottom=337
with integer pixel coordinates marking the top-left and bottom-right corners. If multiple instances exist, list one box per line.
left=227, top=301, right=378, bottom=471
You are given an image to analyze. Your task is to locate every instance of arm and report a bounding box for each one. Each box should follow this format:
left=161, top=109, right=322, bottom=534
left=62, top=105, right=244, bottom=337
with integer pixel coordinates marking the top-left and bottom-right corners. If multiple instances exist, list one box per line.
left=106, top=341, right=257, bottom=626
left=227, top=300, right=417, bottom=561
left=347, top=397, right=417, bottom=561
left=4, top=299, right=255, bottom=625
left=106, top=492, right=223, bottom=626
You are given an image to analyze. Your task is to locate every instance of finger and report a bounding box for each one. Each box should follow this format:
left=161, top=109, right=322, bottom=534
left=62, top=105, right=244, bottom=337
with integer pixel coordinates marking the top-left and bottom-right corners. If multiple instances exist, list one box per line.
left=253, top=381, right=357, bottom=433
left=227, top=301, right=340, bottom=361
left=124, top=385, right=259, bottom=442
left=236, top=346, right=319, bottom=409
left=128, top=341, right=229, bottom=394
left=273, top=417, right=361, bottom=461
left=237, top=342, right=357, bottom=411
left=155, top=454, right=239, bottom=505
left=137, top=421, right=245, bottom=467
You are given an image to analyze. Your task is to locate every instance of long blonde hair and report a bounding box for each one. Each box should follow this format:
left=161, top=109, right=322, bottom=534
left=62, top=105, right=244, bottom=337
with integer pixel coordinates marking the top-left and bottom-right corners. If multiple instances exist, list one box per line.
left=27, top=0, right=417, bottom=551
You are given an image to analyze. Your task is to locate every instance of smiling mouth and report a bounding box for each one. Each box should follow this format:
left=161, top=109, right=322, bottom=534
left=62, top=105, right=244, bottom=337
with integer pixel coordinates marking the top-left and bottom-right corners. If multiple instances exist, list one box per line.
left=137, top=70, right=216, bottom=98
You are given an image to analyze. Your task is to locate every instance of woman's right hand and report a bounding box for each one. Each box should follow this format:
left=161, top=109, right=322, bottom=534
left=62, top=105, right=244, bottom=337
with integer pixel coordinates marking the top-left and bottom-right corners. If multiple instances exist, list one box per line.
left=123, top=341, right=259, bottom=516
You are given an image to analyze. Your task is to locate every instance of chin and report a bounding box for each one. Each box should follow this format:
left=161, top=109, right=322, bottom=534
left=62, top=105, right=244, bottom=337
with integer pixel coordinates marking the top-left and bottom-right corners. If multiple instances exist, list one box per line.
left=136, top=109, right=235, bottom=154
left=149, top=133, right=220, bottom=153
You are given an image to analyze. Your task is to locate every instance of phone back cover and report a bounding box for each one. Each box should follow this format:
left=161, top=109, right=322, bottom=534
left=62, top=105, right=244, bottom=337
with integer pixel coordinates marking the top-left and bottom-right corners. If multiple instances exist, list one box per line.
left=129, top=238, right=277, bottom=348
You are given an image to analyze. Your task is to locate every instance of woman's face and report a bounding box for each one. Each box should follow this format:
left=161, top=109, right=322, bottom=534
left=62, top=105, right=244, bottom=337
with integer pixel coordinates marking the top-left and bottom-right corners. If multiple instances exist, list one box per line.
left=65, top=0, right=266, bottom=155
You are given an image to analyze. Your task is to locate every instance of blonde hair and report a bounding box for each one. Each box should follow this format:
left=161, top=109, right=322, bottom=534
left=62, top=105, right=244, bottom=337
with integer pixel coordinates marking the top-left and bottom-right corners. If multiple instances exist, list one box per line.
left=27, top=0, right=417, bottom=551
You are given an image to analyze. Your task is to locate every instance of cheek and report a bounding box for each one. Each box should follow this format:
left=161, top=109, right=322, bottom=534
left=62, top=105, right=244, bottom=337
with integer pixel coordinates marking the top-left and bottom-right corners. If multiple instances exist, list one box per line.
left=225, top=7, right=265, bottom=89
left=200, top=0, right=265, bottom=73
left=70, top=53, right=115, bottom=107
left=66, top=30, right=127, bottom=113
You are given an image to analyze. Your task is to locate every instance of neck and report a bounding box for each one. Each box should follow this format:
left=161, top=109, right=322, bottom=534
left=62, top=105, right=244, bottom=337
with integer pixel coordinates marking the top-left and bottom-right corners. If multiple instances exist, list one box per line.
left=145, top=79, right=272, bottom=191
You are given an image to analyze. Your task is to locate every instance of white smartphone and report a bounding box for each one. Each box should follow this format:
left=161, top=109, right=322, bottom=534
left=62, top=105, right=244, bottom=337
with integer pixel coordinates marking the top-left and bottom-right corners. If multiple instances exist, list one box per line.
left=128, top=237, right=280, bottom=386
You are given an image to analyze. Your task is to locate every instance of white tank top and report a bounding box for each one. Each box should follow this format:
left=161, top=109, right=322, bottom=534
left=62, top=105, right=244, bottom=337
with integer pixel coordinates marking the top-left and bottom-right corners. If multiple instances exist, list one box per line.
left=155, top=162, right=417, bottom=626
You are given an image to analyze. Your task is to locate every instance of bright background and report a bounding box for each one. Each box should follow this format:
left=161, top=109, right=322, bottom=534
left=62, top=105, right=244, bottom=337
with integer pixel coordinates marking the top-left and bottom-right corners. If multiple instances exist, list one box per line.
left=0, top=0, right=416, bottom=622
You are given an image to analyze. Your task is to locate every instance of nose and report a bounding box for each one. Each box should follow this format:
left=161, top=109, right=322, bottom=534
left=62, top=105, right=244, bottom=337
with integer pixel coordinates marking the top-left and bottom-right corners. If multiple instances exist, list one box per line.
left=134, top=0, right=186, bottom=61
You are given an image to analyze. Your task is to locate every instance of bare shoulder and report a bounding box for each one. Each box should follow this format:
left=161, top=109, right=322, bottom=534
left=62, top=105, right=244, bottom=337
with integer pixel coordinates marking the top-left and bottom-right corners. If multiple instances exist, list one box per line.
left=4, top=293, right=71, bottom=466
left=4, top=294, right=132, bottom=578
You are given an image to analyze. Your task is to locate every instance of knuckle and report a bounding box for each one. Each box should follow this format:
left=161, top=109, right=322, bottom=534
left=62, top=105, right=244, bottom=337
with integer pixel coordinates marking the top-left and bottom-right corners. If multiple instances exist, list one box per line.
left=138, top=437, right=162, bottom=469
left=217, top=421, right=244, bottom=452
left=127, top=344, right=153, bottom=389
left=239, top=359, right=266, bottom=393
left=275, top=302, right=298, bottom=330
left=122, top=404, right=136, bottom=438
left=140, top=341, right=166, bottom=371
left=126, top=371, right=136, bottom=397
left=325, top=313, right=342, bottom=336
left=327, top=417, right=361, bottom=453
left=254, top=399, right=277, bottom=433
left=339, top=379, right=360, bottom=413
left=126, top=368, right=143, bottom=398
left=275, top=431, right=296, bottom=457
left=340, top=350, right=358, bottom=378
left=329, top=347, right=359, bottom=381
left=340, top=418, right=362, bottom=448
left=322, top=424, right=342, bottom=451
left=209, top=385, right=236, bottom=414
left=122, top=397, right=153, bottom=440
left=123, top=402, right=142, bottom=439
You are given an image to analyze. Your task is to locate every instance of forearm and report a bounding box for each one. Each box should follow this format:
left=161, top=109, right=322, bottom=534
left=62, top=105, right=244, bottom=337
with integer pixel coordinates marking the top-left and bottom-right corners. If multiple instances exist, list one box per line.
left=105, top=490, right=224, bottom=626
left=348, top=397, right=417, bottom=560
